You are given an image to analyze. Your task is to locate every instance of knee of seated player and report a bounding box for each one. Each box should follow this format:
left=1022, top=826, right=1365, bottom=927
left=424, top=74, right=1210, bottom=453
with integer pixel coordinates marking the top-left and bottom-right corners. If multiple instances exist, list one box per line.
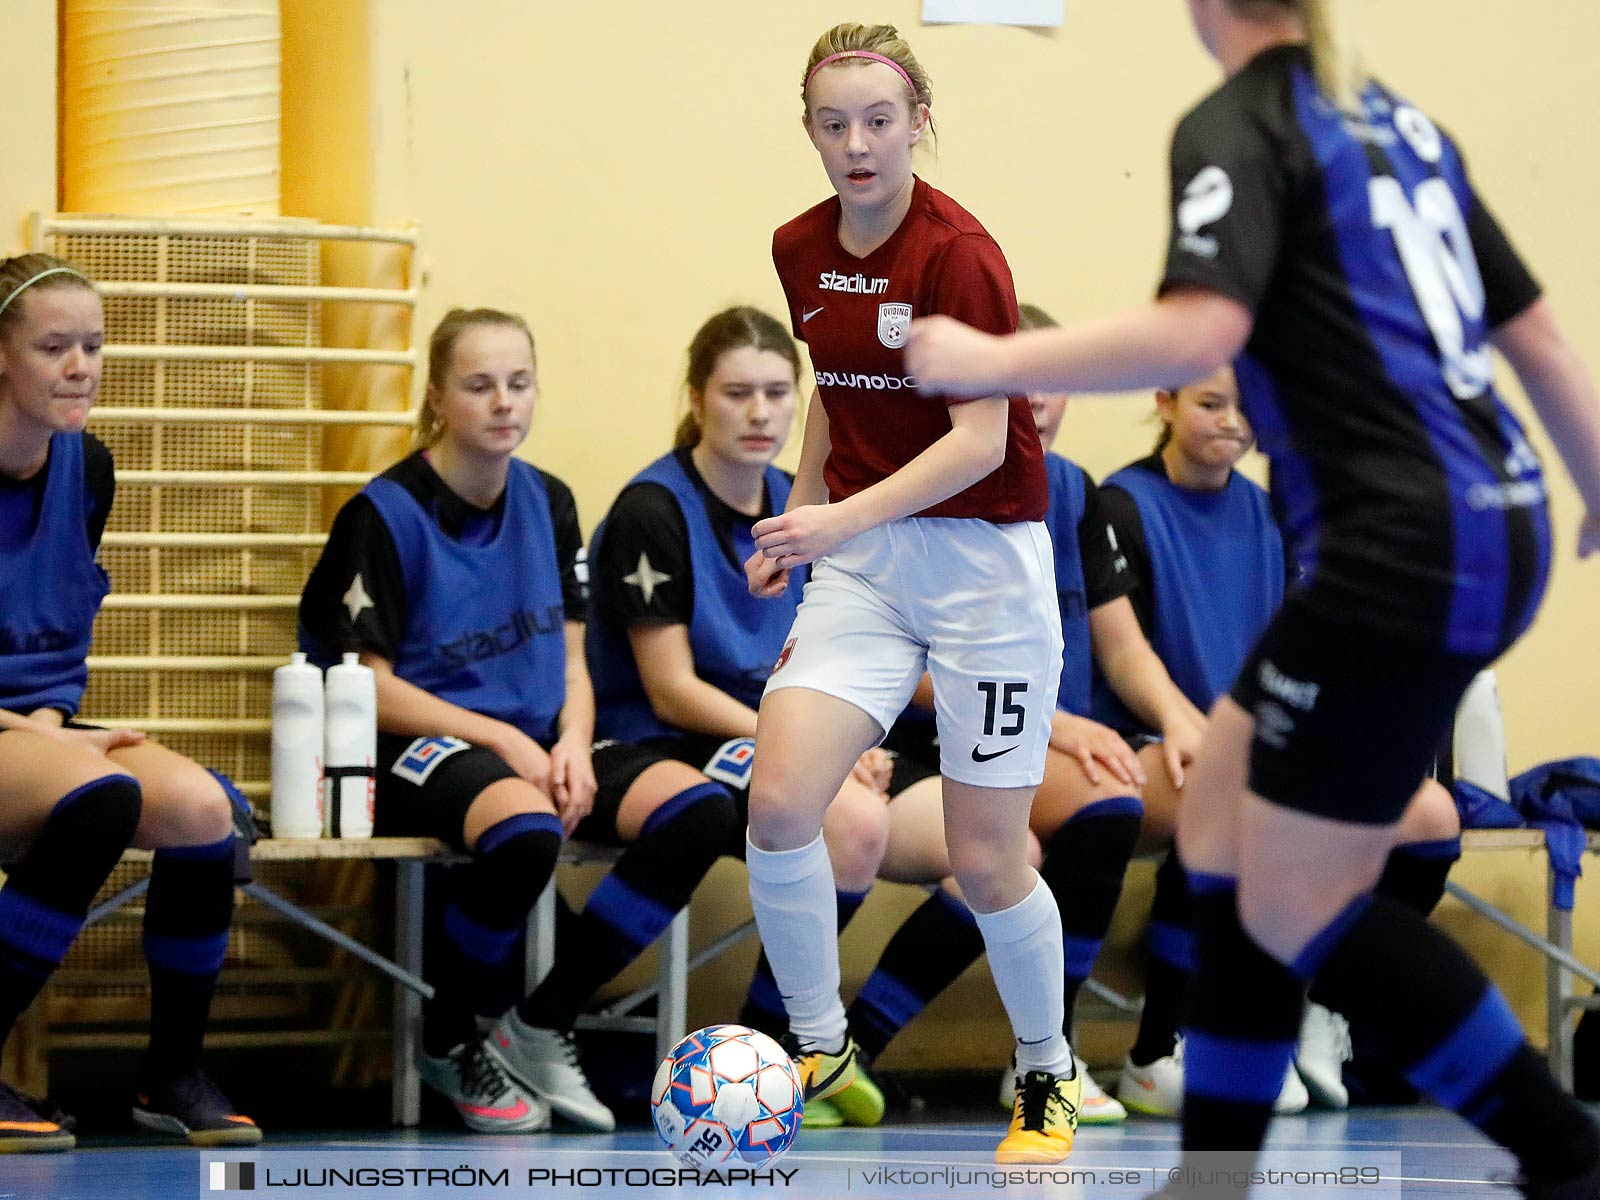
left=822, top=779, right=890, bottom=890
left=1029, top=754, right=1143, bottom=843
left=134, top=759, right=235, bottom=850
left=0, top=733, right=142, bottom=850
left=462, top=777, right=558, bottom=851
left=1395, top=778, right=1461, bottom=845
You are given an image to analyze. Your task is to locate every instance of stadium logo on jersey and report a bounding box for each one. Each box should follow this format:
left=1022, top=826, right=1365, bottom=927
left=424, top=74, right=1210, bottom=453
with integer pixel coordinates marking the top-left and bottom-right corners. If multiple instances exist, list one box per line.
left=819, top=270, right=889, bottom=294
left=439, top=606, right=565, bottom=669
left=703, top=737, right=757, bottom=788
left=877, top=303, right=913, bottom=349
left=392, top=736, right=471, bottom=785
left=814, top=368, right=917, bottom=391
left=771, top=637, right=797, bottom=675
left=1177, top=166, right=1234, bottom=260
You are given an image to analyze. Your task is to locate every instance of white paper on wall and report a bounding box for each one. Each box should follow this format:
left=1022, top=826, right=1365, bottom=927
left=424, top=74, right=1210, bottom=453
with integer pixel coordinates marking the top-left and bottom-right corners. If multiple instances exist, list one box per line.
left=922, top=0, right=1063, bottom=28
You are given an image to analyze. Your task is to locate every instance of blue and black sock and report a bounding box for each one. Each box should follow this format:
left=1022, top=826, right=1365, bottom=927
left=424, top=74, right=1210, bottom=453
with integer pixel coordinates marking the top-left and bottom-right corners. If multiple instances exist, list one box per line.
left=1323, top=837, right=1461, bottom=1103
left=847, top=887, right=983, bottom=1061
left=518, top=782, right=736, bottom=1030
left=1131, top=848, right=1193, bottom=1066
left=423, top=812, right=561, bottom=1058
left=1180, top=871, right=1303, bottom=1157
left=142, top=832, right=235, bottom=1084
left=0, top=776, right=141, bottom=1047
left=1310, top=895, right=1600, bottom=1188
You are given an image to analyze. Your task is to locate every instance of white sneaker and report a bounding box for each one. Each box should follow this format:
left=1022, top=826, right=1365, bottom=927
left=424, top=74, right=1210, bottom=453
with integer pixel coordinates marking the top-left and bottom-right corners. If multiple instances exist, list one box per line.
left=419, top=1039, right=550, bottom=1133
left=1275, top=1059, right=1309, bottom=1114
left=999, top=1055, right=1124, bottom=1123
left=1295, top=1002, right=1351, bottom=1110
left=1116, top=1043, right=1185, bottom=1117
left=486, top=1011, right=615, bottom=1132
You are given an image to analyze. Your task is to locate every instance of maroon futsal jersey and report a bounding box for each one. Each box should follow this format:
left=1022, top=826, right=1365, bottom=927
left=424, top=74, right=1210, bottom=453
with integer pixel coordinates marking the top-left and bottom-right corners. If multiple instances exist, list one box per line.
left=773, top=176, right=1046, bottom=523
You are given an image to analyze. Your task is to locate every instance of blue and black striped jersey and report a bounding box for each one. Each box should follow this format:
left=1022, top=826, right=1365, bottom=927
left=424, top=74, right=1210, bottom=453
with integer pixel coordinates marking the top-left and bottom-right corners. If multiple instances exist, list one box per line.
left=1161, top=44, right=1550, bottom=657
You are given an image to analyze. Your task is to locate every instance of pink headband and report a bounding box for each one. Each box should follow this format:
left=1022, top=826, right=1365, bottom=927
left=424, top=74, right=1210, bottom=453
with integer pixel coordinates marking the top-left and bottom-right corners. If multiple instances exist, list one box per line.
left=805, top=51, right=920, bottom=100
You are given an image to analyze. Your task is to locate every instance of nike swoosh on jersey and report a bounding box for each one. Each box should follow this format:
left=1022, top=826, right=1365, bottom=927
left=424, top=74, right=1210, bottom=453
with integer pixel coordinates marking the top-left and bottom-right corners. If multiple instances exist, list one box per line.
left=802, top=306, right=824, bottom=323
left=970, top=745, right=1017, bottom=763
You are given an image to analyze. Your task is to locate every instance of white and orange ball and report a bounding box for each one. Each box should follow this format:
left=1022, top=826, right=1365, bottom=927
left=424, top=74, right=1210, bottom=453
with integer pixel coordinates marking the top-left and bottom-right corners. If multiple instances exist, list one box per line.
left=651, top=1025, right=803, bottom=1167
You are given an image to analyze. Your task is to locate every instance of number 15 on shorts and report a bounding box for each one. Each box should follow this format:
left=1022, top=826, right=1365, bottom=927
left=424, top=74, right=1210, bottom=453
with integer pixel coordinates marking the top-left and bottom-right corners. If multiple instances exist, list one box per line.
left=973, top=681, right=1028, bottom=764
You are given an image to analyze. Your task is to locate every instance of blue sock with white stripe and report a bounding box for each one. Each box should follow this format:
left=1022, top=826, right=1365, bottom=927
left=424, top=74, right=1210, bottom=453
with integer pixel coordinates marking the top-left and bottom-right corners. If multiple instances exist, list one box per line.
left=1308, top=894, right=1599, bottom=1186
left=1037, top=795, right=1143, bottom=1044
left=425, top=811, right=561, bottom=1057
left=519, top=783, right=736, bottom=1031
left=1180, top=869, right=1302, bottom=1158
left=0, top=775, right=141, bottom=1048
left=143, top=829, right=235, bottom=1084
left=846, top=886, right=983, bottom=1060
left=742, top=887, right=870, bottom=1040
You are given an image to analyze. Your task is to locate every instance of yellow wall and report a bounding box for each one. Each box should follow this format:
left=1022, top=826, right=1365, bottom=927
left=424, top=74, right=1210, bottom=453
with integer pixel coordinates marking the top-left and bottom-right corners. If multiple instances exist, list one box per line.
left=278, top=0, right=1600, bottom=778
left=268, top=0, right=1600, bottom=1067
left=0, top=0, right=1558, bottom=1069
left=0, top=1, right=57, bottom=253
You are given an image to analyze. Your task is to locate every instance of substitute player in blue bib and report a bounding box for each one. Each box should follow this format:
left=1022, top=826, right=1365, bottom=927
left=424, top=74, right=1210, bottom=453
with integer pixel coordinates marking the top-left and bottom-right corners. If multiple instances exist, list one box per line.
left=1095, top=366, right=1464, bottom=1117
left=587, top=304, right=904, bottom=1128
left=0, top=255, right=258, bottom=1151
left=300, top=308, right=737, bottom=1135
left=908, top=1, right=1600, bottom=1192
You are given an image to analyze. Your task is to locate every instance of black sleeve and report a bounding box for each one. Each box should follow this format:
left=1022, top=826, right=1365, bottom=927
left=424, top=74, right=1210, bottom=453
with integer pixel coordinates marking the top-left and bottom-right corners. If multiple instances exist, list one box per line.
left=297, top=495, right=409, bottom=660
left=592, top=484, right=694, bottom=630
left=1467, top=191, right=1542, bottom=330
left=1160, top=102, right=1286, bottom=311
left=1097, top=483, right=1155, bottom=636
left=1077, top=470, right=1134, bottom=610
left=539, top=470, right=588, bottom=621
left=82, top=433, right=115, bottom=554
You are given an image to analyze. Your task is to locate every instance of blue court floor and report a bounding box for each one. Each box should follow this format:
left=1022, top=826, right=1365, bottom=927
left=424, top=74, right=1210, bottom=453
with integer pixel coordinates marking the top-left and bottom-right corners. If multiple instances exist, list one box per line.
left=0, top=1107, right=1558, bottom=1199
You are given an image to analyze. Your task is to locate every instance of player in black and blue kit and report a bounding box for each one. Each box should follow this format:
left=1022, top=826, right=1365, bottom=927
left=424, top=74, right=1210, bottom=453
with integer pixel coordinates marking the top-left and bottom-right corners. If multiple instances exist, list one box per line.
left=908, top=1, right=1600, bottom=1193
left=300, top=307, right=737, bottom=1135
left=587, top=305, right=901, bottom=1127
left=0, top=255, right=258, bottom=1151
left=1095, top=365, right=1464, bottom=1117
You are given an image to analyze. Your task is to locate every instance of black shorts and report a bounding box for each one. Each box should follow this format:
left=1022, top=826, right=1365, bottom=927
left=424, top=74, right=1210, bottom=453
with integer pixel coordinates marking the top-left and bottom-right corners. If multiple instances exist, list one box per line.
left=1229, top=596, right=1488, bottom=825
left=374, top=734, right=667, bottom=852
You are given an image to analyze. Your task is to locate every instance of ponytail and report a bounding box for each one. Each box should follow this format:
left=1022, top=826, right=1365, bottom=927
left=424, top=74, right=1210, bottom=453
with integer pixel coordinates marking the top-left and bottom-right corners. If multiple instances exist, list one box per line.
left=1301, top=0, right=1364, bottom=110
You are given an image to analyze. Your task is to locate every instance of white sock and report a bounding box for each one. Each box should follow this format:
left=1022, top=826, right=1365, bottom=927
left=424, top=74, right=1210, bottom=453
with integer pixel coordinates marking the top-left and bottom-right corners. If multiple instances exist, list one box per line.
left=973, top=873, right=1075, bottom=1078
left=745, top=832, right=847, bottom=1050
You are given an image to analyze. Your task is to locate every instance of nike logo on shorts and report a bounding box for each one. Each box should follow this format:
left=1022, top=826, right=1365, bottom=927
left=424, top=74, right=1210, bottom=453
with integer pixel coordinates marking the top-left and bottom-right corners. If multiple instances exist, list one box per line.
left=970, top=745, right=1016, bottom=763
left=802, top=306, right=824, bottom=323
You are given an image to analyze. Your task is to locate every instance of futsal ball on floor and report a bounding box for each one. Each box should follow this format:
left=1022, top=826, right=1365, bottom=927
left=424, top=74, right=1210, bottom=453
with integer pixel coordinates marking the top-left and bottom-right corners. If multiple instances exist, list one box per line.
left=652, top=1024, right=803, bottom=1167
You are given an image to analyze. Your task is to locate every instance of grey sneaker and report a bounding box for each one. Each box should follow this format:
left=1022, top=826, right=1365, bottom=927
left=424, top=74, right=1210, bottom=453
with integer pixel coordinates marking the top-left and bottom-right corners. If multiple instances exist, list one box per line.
left=419, top=1038, right=550, bottom=1133
left=486, top=1011, right=615, bottom=1132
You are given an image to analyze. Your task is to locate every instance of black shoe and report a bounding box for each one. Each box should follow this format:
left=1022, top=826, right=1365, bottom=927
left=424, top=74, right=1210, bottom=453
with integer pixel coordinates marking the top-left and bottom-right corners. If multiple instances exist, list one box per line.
left=0, top=1080, right=74, bottom=1153
left=133, top=1069, right=262, bottom=1146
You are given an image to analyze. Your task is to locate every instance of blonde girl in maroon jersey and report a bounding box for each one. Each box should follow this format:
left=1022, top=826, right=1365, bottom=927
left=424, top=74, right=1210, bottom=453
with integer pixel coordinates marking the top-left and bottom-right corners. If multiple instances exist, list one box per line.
left=741, top=23, right=1078, bottom=1163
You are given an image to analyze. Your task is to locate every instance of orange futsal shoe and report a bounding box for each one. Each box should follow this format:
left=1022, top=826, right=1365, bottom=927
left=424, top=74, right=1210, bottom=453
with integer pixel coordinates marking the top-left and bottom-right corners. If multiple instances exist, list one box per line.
left=995, top=1067, right=1080, bottom=1164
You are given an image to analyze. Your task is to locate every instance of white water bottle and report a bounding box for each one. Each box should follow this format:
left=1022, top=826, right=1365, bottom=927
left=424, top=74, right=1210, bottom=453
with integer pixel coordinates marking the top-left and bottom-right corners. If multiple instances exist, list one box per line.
left=271, top=652, right=325, bottom=839
left=324, top=652, right=377, bottom=839
left=1455, top=669, right=1510, bottom=801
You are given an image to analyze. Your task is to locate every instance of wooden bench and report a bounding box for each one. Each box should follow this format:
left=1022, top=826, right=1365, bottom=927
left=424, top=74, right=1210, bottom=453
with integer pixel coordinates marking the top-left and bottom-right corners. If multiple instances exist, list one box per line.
left=69, top=836, right=707, bottom=1126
